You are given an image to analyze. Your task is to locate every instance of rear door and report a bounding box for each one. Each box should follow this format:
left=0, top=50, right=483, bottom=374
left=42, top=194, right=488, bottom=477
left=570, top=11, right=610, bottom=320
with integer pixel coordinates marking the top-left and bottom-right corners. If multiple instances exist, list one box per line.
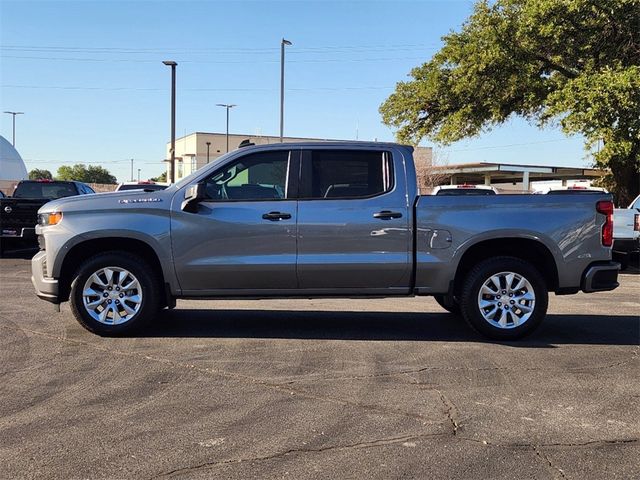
left=296, top=147, right=412, bottom=292
left=171, top=149, right=300, bottom=293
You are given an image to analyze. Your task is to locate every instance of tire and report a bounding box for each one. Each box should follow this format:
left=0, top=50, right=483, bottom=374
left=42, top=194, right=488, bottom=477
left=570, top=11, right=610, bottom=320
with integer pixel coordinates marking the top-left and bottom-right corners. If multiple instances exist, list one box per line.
left=434, top=294, right=460, bottom=314
left=460, top=256, right=548, bottom=340
left=69, top=251, right=160, bottom=336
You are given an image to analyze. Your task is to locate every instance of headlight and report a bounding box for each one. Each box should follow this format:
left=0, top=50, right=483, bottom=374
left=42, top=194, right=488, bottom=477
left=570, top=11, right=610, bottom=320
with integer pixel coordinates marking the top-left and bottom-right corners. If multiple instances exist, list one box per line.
left=38, top=212, right=63, bottom=226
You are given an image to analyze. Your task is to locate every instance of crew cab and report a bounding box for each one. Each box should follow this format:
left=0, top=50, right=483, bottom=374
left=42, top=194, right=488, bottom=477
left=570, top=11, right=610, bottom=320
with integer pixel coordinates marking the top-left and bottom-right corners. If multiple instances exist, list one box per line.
left=31, top=142, right=619, bottom=340
left=1, top=180, right=95, bottom=255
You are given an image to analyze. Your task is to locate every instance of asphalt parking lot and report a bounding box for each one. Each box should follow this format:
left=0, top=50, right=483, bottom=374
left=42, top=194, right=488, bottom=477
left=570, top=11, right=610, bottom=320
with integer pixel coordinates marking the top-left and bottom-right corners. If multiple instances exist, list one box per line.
left=1, top=251, right=638, bottom=479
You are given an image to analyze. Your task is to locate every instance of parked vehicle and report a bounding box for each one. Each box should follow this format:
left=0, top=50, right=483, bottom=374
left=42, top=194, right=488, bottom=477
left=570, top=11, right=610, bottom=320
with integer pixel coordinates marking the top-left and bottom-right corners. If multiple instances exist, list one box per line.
left=432, top=184, right=498, bottom=195
left=532, top=185, right=608, bottom=195
left=115, top=181, right=168, bottom=192
left=31, top=142, right=619, bottom=340
left=1, top=180, right=94, bottom=255
left=613, top=194, right=640, bottom=270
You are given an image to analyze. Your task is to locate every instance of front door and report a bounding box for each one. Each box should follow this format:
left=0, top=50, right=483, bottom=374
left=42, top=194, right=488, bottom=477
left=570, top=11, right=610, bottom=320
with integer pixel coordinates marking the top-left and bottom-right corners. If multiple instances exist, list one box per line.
left=296, top=148, right=411, bottom=292
left=171, top=149, right=299, bottom=293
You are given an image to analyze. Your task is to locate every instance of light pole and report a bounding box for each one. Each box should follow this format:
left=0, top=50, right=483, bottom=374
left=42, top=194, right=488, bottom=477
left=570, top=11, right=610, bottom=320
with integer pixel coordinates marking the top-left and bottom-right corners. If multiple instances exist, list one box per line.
left=163, top=60, right=177, bottom=183
left=206, top=141, right=211, bottom=164
left=280, top=38, right=292, bottom=142
left=216, top=104, right=236, bottom=152
left=130, top=158, right=134, bottom=181
left=137, top=168, right=141, bottom=182
left=4, top=111, right=24, bottom=147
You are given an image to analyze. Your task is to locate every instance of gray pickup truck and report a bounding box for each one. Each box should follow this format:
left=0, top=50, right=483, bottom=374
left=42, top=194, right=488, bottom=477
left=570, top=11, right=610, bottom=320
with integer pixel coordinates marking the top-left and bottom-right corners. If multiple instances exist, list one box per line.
left=31, top=142, right=619, bottom=340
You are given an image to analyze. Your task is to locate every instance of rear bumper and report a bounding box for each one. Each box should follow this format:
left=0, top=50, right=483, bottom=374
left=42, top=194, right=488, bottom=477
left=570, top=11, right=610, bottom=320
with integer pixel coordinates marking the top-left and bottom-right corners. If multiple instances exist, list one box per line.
left=581, top=261, right=620, bottom=293
left=31, top=250, right=59, bottom=303
left=613, top=238, right=640, bottom=255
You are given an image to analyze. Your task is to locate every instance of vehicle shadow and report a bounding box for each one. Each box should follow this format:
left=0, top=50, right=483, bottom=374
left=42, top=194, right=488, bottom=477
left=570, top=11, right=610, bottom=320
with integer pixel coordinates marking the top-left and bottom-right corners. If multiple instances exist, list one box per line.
left=0, top=247, right=38, bottom=260
left=144, top=309, right=640, bottom=347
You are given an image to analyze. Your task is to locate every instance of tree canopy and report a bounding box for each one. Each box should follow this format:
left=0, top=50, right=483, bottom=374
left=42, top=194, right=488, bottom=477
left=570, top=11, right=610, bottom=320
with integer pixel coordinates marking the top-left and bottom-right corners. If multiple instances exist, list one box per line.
left=380, top=0, right=640, bottom=204
left=56, top=164, right=117, bottom=184
left=28, top=169, right=53, bottom=180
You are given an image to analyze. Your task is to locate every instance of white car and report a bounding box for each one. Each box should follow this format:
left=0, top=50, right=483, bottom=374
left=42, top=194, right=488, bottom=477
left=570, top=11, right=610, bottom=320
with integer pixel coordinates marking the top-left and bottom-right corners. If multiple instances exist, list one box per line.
left=431, top=184, right=499, bottom=195
left=532, top=185, right=609, bottom=195
left=613, top=194, right=640, bottom=269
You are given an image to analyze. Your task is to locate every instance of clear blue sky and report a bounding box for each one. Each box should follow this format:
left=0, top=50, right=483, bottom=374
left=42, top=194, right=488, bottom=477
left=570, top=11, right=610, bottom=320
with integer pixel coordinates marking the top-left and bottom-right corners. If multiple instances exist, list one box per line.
left=1, top=0, right=589, bottom=182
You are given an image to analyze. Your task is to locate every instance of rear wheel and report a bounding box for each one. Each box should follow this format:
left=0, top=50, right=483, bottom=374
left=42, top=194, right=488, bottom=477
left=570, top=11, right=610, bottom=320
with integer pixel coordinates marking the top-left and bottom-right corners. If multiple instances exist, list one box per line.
left=69, top=252, right=160, bottom=336
left=434, top=294, right=460, bottom=314
left=460, top=256, right=548, bottom=340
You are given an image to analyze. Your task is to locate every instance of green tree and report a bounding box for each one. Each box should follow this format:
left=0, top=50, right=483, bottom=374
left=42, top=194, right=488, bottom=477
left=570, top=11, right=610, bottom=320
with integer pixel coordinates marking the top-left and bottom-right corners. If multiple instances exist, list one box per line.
left=150, top=171, right=167, bottom=183
left=56, top=164, right=117, bottom=184
left=28, top=169, right=53, bottom=180
left=380, top=0, right=640, bottom=204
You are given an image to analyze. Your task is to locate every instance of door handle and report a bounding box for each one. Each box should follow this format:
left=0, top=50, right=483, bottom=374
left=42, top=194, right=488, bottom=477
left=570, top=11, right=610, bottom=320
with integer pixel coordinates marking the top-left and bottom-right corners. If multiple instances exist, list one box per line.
left=262, top=211, right=292, bottom=221
left=373, top=210, right=403, bottom=220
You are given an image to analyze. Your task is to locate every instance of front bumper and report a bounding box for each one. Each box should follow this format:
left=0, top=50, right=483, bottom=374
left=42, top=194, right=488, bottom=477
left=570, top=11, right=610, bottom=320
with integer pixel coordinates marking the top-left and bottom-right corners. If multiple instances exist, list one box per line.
left=31, top=250, right=59, bottom=303
left=581, top=261, right=620, bottom=293
left=1, top=226, right=36, bottom=239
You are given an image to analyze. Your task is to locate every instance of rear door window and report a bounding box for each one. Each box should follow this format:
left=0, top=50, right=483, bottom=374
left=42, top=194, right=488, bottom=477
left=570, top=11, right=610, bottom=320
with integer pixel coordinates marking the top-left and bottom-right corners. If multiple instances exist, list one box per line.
left=300, top=150, right=393, bottom=199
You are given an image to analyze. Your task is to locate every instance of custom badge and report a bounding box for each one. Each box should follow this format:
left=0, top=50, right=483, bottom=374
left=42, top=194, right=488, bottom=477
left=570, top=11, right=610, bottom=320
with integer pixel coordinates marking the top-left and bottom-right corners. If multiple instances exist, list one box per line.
left=118, top=198, right=163, bottom=204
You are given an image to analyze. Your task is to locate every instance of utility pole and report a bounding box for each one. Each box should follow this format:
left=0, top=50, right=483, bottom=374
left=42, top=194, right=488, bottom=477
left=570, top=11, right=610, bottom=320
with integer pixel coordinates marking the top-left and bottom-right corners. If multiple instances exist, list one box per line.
left=163, top=61, right=178, bottom=183
left=3, top=111, right=24, bottom=147
left=206, top=141, right=211, bottom=164
left=280, top=38, right=292, bottom=142
left=216, top=104, right=236, bottom=152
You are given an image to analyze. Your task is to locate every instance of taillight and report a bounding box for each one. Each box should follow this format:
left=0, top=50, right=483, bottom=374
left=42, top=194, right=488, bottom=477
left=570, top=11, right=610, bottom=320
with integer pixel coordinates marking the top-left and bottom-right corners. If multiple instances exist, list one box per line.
left=634, top=214, right=640, bottom=232
left=596, top=200, right=614, bottom=247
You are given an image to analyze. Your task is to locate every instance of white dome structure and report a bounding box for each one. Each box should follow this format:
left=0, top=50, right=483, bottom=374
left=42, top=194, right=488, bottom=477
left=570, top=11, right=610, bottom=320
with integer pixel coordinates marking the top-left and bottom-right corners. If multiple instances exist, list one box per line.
left=0, top=135, right=28, bottom=180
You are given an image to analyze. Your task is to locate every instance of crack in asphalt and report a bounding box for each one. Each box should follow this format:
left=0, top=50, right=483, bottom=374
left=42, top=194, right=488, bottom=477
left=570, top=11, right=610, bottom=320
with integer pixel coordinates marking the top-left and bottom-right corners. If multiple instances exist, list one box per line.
left=533, top=445, right=567, bottom=479
left=148, top=436, right=640, bottom=478
left=148, top=432, right=448, bottom=479
left=435, top=389, right=459, bottom=435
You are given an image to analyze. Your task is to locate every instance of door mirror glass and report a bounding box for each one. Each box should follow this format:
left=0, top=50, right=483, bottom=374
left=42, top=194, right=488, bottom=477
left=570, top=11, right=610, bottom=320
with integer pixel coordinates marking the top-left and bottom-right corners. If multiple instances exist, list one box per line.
left=181, top=182, right=205, bottom=211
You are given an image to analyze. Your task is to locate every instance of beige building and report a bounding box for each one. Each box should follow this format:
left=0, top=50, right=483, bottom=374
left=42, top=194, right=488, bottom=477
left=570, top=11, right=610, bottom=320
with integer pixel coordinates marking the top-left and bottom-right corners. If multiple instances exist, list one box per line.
left=166, top=132, right=433, bottom=182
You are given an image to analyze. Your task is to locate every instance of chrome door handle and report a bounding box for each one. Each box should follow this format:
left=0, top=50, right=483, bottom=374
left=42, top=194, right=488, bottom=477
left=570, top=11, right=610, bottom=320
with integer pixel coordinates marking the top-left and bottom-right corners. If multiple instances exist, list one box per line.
left=262, top=211, right=292, bottom=221
left=373, top=210, right=403, bottom=220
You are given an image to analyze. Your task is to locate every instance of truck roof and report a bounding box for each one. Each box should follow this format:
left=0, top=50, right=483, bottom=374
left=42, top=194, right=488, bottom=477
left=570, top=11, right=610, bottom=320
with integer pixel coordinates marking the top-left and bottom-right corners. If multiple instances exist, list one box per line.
left=233, top=140, right=413, bottom=152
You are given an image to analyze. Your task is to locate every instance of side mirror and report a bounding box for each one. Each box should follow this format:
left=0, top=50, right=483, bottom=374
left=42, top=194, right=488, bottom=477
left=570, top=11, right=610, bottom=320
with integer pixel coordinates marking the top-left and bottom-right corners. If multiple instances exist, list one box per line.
left=181, top=182, right=206, bottom=211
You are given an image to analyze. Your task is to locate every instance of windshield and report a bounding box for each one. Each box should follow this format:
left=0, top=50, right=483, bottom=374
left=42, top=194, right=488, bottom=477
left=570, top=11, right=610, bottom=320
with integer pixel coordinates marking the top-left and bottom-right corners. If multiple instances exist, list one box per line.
left=13, top=181, right=78, bottom=199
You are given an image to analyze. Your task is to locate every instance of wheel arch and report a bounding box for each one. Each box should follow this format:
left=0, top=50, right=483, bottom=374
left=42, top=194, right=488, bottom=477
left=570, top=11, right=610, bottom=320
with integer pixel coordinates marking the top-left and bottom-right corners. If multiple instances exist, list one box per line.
left=57, top=236, right=167, bottom=303
left=452, top=236, right=559, bottom=297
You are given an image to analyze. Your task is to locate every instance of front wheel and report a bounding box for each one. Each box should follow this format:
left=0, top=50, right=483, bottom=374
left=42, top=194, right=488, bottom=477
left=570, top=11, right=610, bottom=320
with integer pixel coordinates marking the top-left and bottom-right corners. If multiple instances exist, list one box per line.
left=460, top=256, right=548, bottom=340
left=69, top=252, right=160, bottom=336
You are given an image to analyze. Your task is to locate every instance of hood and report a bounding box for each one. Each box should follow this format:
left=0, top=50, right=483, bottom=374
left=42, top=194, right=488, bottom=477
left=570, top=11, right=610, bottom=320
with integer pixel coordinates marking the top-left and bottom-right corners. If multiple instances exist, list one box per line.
left=39, top=188, right=174, bottom=214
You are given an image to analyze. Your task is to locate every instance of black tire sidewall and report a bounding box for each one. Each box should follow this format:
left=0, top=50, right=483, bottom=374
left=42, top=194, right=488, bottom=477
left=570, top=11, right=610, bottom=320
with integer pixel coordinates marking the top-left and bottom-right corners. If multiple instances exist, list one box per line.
left=461, top=256, right=548, bottom=340
left=69, top=252, right=159, bottom=336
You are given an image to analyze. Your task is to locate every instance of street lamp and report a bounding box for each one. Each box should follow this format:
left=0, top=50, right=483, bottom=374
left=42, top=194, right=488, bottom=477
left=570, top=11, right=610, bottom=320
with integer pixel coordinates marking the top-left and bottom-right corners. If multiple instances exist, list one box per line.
left=137, top=168, right=141, bottom=182
left=163, top=60, right=178, bottom=183
left=4, top=111, right=24, bottom=147
left=280, top=38, right=292, bottom=142
left=216, top=104, right=236, bottom=153
left=206, top=141, right=211, bottom=164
